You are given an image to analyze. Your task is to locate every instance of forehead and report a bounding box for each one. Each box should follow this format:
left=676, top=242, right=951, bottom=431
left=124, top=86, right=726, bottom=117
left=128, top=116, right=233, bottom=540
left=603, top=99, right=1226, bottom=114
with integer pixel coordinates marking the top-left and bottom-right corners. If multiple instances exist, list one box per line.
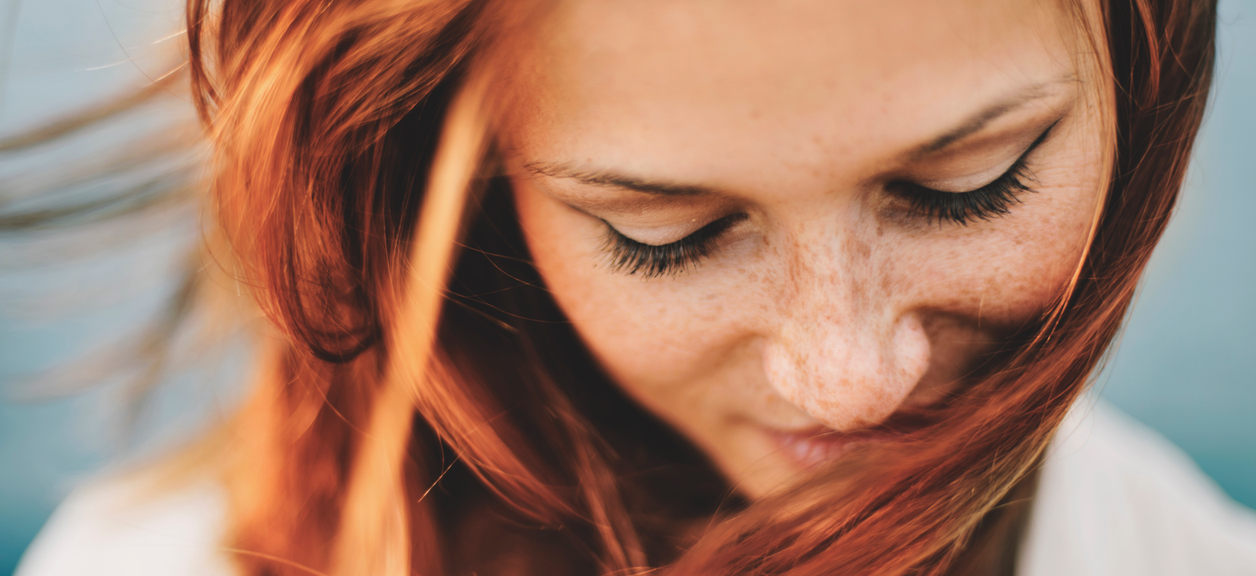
left=505, top=0, right=1076, bottom=187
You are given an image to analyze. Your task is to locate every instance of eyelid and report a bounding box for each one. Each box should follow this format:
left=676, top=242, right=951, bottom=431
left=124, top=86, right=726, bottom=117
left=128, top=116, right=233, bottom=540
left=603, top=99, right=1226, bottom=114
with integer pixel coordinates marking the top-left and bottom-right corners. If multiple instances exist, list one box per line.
left=601, top=213, right=748, bottom=277
left=912, top=119, right=1059, bottom=195
left=600, top=215, right=718, bottom=246
left=536, top=176, right=730, bottom=237
left=605, top=212, right=748, bottom=247
left=883, top=119, right=1059, bottom=226
left=913, top=156, right=1020, bottom=193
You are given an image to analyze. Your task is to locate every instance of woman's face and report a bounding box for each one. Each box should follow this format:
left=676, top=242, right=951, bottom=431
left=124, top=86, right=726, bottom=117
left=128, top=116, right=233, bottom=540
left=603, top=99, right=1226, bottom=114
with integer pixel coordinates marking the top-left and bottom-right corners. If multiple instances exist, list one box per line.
left=503, top=0, right=1108, bottom=497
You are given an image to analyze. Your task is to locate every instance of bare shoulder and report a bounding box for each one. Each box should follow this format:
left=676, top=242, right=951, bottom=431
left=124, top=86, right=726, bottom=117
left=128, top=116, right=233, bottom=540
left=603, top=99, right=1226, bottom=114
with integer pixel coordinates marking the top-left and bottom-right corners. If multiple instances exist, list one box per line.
left=15, top=472, right=234, bottom=576
left=1019, top=398, right=1256, bottom=576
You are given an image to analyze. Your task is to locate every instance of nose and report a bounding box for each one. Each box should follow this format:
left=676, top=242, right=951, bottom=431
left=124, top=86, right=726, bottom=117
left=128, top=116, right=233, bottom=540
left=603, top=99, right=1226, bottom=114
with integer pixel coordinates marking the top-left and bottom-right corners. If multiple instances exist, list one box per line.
left=759, top=232, right=931, bottom=432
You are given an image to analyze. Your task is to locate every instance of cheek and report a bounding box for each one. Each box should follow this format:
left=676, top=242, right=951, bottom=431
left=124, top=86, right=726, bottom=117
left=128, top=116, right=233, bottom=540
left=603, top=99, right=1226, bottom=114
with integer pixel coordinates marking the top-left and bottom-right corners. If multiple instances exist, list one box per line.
left=898, top=157, right=1102, bottom=336
left=512, top=180, right=755, bottom=401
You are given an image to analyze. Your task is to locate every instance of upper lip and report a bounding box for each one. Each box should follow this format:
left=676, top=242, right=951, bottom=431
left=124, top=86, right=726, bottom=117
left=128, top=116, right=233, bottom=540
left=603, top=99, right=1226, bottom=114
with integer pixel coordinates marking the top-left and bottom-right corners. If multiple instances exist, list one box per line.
left=771, top=426, right=880, bottom=441
left=763, top=406, right=936, bottom=441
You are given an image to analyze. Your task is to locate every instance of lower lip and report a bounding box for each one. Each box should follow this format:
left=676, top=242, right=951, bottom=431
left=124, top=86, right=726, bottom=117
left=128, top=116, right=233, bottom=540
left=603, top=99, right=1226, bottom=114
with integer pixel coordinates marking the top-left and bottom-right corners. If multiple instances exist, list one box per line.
left=766, top=428, right=888, bottom=470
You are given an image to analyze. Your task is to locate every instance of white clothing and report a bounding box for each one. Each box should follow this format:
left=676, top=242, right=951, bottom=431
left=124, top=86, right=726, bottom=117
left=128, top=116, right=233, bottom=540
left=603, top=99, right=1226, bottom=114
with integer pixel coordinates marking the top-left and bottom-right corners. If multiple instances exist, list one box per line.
left=1016, top=399, right=1256, bottom=575
left=16, top=400, right=1256, bottom=576
left=14, top=475, right=231, bottom=576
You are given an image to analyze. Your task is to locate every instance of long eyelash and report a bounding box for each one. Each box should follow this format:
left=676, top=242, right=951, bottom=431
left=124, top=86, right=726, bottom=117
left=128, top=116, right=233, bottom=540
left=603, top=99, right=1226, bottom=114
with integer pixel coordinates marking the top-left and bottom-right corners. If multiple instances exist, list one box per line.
left=603, top=214, right=744, bottom=278
left=897, top=160, right=1038, bottom=226
left=604, top=123, right=1058, bottom=275
left=892, top=121, right=1056, bottom=226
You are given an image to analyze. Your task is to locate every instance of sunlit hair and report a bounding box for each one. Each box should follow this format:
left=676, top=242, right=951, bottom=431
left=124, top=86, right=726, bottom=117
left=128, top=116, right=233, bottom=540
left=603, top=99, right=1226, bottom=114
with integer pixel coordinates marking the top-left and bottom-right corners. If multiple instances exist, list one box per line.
left=2, top=0, right=1215, bottom=574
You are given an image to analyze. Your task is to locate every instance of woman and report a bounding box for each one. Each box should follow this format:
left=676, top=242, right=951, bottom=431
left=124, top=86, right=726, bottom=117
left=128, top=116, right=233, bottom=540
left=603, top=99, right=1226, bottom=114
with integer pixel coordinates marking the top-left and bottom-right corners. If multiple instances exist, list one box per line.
left=13, top=0, right=1256, bottom=574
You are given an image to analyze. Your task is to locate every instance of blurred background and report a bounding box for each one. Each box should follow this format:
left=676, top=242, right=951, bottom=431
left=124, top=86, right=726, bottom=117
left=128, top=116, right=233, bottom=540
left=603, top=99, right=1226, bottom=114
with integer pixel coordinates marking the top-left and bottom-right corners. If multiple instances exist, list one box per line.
left=0, top=0, right=1253, bottom=574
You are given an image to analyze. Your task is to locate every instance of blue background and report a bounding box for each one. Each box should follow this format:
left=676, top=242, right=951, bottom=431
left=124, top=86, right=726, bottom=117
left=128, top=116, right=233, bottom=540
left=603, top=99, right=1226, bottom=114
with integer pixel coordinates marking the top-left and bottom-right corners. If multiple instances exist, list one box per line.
left=1, top=1, right=1253, bottom=574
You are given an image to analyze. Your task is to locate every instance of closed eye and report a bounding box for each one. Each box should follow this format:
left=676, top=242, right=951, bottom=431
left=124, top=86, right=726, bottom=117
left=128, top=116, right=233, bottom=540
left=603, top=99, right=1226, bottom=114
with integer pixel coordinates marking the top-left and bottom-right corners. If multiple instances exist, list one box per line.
left=886, top=120, right=1057, bottom=225
left=602, top=213, right=748, bottom=278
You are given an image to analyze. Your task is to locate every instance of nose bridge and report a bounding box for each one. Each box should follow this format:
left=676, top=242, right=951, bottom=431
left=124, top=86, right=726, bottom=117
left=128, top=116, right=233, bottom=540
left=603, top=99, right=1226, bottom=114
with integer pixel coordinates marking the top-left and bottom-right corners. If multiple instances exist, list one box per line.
left=762, top=221, right=930, bottom=431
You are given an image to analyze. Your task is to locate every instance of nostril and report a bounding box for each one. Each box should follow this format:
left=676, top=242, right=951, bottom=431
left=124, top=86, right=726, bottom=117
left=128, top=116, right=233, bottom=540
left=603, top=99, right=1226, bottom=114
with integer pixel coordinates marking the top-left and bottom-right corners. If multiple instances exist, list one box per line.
left=760, top=312, right=932, bottom=432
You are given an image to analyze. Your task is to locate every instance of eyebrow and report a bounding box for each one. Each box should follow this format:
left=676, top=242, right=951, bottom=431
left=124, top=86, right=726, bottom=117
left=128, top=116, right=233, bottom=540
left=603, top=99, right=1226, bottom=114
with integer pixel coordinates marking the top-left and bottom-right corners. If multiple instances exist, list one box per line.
left=524, top=163, right=717, bottom=197
left=909, top=78, right=1073, bottom=157
left=526, top=77, right=1075, bottom=197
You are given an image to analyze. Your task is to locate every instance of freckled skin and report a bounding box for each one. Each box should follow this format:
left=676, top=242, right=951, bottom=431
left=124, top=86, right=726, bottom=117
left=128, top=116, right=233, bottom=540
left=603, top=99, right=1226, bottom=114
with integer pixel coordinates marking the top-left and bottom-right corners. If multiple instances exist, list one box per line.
left=502, top=0, right=1108, bottom=497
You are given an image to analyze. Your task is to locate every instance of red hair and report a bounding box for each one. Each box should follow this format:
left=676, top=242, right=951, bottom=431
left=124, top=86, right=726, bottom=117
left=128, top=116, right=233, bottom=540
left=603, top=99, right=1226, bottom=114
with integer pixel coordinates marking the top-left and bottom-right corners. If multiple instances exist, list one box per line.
left=168, top=0, right=1221, bottom=574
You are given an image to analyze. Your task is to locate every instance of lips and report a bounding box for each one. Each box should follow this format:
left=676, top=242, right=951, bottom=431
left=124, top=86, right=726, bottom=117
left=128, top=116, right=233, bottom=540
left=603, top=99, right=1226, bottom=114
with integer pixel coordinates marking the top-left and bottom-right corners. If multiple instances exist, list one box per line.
left=766, top=427, right=889, bottom=470
left=763, top=409, right=934, bottom=471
